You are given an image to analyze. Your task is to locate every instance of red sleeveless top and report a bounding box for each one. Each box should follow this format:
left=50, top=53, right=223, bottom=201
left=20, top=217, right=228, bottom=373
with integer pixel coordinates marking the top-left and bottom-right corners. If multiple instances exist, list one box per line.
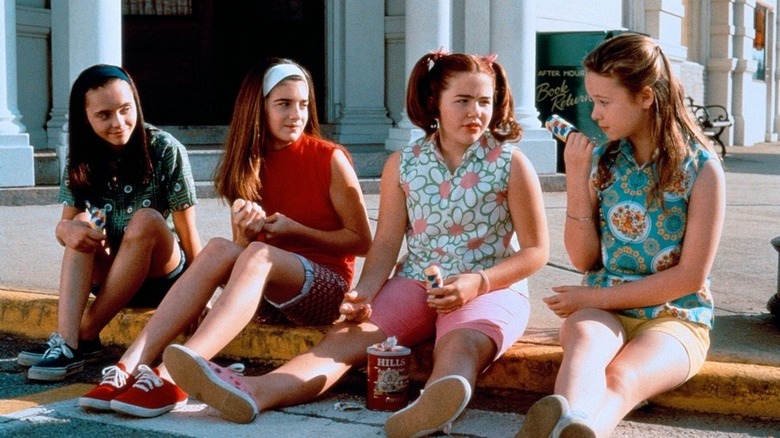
left=259, top=134, right=355, bottom=284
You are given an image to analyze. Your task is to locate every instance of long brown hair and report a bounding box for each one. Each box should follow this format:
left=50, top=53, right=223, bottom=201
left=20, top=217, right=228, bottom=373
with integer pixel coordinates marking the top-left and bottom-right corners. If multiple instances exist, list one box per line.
left=214, top=58, right=321, bottom=204
left=67, top=64, right=152, bottom=201
left=406, top=52, right=522, bottom=143
left=584, top=33, right=716, bottom=205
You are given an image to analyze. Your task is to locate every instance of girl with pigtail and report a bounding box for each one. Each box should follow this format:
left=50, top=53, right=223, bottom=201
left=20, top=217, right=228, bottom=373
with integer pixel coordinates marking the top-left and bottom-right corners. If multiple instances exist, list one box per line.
left=162, top=50, right=549, bottom=438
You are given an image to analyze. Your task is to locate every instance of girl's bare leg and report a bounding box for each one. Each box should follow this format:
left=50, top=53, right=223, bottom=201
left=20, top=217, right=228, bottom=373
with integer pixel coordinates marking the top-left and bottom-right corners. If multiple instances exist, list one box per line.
left=57, top=247, right=100, bottom=348
left=587, top=331, right=689, bottom=436
left=118, top=237, right=242, bottom=374
left=174, top=241, right=306, bottom=364
left=243, top=320, right=388, bottom=411
left=80, top=209, right=179, bottom=343
left=425, top=328, right=496, bottom=390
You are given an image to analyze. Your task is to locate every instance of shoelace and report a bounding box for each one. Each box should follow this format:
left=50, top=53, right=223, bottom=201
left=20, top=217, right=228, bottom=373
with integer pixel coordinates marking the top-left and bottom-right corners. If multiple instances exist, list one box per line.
left=99, top=365, right=129, bottom=388
left=41, top=333, right=74, bottom=360
left=226, top=363, right=245, bottom=376
left=132, top=365, right=163, bottom=393
left=44, top=332, right=61, bottom=349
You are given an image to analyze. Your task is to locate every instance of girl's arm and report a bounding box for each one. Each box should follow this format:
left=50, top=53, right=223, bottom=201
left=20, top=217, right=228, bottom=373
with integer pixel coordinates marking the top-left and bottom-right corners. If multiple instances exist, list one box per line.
left=340, top=151, right=407, bottom=320
left=484, top=149, right=550, bottom=289
left=55, top=205, right=104, bottom=252
left=562, top=132, right=601, bottom=271
left=546, top=159, right=726, bottom=315
left=171, top=206, right=202, bottom=267
left=262, top=149, right=372, bottom=256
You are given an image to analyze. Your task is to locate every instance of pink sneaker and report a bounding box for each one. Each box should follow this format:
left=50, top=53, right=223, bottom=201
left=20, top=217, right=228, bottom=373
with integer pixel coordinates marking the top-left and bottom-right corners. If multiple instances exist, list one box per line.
left=110, top=365, right=188, bottom=418
left=163, top=344, right=258, bottom=423
left=79, top=364, right=135, bottom=411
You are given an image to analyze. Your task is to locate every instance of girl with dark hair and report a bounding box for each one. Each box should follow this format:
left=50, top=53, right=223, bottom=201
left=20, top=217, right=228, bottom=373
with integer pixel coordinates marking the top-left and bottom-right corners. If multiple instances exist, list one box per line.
left=77, top=58, right=372, bottom=419
left=518, top=33, right=725, bottom=438
left=162, top=51, right=549, bottom=438
left=18, top=64, right=201, bottom=382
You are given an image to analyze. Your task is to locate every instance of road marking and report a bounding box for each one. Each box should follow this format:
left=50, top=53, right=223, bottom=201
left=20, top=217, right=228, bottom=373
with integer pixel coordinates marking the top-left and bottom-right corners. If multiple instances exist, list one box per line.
left=0, top=383, right=93, bottom=415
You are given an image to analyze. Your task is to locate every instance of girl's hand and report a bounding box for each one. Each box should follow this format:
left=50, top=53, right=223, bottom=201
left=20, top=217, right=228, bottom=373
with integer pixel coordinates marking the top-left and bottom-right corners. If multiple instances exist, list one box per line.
left=232, top=198, right=266, bottom=244
left=563, top=132, right=595, bottom=180
left=57, top=218, right=105, bottom=252
left=426, top=273, right=481, bottom=314
left=543, top=285, right=592, bottom=318
left=339, top=290, right=373, bottom=322
left=262, top=212, right=298, bottom=244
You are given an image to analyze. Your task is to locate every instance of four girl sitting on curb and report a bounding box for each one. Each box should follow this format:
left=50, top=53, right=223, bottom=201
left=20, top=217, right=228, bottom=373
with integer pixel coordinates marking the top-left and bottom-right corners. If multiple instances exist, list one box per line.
left=16, top=32, right=724, bottom=438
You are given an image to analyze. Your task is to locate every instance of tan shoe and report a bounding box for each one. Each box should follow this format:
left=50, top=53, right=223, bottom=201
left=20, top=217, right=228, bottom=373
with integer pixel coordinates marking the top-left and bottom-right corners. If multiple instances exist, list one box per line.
left=384, top=375, right=471, bottom=438
left=515, top=394, right=569, bottom=438
left=551, top=411, right=596, bottom=438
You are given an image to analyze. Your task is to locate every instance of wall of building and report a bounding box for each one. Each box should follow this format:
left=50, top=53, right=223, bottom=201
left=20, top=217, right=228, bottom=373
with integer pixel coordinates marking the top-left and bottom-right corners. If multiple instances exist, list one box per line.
left=16, top=1, right=49, bottom=150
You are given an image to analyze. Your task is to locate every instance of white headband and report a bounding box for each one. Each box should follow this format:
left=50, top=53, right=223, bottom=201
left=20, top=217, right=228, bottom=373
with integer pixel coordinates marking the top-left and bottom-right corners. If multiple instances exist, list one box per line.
left=262, top=64, right=307, bottom=96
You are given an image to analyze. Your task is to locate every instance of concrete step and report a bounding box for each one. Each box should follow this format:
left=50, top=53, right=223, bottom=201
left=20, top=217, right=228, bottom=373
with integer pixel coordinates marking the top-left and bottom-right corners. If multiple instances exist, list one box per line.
left=2, top=289, right=778, bottom=421
left=32, top=126, right=391, bottom=184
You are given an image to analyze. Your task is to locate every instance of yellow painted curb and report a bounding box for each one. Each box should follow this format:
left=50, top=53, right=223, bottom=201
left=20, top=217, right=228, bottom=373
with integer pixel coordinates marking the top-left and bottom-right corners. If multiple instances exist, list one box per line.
left=0, top=383, right=94, bottom=415
left=2, top=288, right=780, bottom=420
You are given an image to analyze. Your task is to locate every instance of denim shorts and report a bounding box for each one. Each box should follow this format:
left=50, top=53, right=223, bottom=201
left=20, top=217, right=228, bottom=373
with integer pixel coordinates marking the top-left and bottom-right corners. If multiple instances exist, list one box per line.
left=255, top=254, right=348, bottom=326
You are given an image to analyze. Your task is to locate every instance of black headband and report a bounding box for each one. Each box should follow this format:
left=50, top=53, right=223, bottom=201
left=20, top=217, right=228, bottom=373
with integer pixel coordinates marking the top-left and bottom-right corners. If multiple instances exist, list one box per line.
left=72, top=64, right=132, bottom=100
left=79, top=64, right=130, bottom=84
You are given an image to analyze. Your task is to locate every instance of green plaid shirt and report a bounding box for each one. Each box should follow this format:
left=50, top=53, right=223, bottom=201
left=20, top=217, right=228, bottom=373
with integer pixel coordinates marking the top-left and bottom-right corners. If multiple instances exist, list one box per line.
left=59, top=126, right=198, bottom=250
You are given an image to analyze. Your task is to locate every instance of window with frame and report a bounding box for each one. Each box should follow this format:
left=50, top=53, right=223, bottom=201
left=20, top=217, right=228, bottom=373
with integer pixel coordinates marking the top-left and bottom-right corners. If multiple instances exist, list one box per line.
left=123, top=0, right=192, bottom=16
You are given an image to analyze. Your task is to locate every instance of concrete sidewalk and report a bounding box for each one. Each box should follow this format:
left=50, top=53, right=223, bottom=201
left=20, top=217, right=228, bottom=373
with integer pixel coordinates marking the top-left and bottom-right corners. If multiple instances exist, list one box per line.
left=1, top=143, right=779, bottom=420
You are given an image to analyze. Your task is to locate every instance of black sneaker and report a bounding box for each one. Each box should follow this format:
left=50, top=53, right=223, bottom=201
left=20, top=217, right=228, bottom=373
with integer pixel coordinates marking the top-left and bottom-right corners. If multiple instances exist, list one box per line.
left=27, top=334, right=85, bottom=381
left=768, top=293, right=780, bottom=317
left=18, top=333, right=102, bottom=367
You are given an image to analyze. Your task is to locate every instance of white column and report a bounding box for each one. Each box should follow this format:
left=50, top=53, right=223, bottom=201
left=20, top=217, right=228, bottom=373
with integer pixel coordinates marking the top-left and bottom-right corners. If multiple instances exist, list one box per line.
left=48, top=0, right=122, bottom=180
left=774, top=0, right=780, bottom=137
left=327, top=1, right=392, bottom=145
left=707, top=0, right=737, bottom=145
left=0, top=0, right=34, bottom=187
left=488, top=0, right=557, bottom=174
left=385, top=0, right=452, bottom=151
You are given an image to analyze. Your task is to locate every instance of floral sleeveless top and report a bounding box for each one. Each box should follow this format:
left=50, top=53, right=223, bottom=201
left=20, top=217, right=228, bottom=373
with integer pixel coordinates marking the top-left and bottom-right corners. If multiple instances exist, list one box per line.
left=586, top=139, right=716, bottom=328
left=396, top=133, right=528, bottom=296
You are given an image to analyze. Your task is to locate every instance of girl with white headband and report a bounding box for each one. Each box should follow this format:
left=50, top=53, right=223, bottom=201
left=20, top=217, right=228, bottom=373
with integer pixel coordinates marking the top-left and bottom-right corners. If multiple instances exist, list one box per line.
left=78, top=58, right=372, bottom=420
left=164, top=51, right=549, bottom=437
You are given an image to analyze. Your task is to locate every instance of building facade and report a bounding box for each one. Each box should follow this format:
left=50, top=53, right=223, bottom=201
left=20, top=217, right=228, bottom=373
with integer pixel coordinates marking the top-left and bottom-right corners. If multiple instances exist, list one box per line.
left=2, top=0, right=777, bottom=187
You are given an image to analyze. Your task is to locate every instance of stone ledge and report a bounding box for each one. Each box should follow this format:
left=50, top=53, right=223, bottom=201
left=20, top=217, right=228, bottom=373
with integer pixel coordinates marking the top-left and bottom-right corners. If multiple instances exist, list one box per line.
left=2, top=289, right=779, bottom=421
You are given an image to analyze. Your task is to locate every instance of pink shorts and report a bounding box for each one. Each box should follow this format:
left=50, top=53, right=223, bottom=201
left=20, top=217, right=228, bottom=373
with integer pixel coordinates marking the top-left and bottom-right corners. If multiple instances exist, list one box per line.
left=369, top=276, right=530, bottom=360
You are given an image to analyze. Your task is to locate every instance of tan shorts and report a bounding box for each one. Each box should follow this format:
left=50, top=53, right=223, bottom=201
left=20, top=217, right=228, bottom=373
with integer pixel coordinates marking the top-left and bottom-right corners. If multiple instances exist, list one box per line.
left=616, top=314, right=710, bottom=381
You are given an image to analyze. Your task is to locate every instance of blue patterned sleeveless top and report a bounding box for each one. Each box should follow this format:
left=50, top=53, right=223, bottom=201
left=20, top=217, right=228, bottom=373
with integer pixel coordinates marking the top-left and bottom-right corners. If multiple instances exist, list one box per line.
left=586, top=139, right=716, bottom=328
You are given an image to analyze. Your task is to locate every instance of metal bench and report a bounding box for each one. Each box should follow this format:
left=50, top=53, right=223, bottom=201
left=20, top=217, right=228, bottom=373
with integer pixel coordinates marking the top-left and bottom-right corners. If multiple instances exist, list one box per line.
left=687, top=97, right=733, bottom=157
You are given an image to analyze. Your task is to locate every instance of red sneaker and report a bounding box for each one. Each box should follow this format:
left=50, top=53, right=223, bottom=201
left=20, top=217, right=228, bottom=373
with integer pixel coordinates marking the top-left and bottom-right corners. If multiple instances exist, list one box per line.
left=79, top=364, right=135, bottom=411
left=110, top=365, right=187, bottom=418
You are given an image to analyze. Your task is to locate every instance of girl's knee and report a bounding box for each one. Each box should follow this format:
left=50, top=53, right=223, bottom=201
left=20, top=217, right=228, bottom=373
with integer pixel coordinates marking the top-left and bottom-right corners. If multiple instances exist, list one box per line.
left=203, top=237, right=239, bottom=254
left=235, top=241, right=273, bottom=266
left=605, top=363, right=642, bottom=396
left=435, top=329, right=495, bottom=359
left=124, top=208, right=168, bottom=238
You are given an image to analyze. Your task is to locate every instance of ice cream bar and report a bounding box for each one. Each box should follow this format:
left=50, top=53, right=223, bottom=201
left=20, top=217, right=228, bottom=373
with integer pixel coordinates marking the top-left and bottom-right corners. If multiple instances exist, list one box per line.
left=424, top=265, right=443, bottom=289
left=88, top=207, right=106, bottom=231
left=545, top=114, right=579, bottom=142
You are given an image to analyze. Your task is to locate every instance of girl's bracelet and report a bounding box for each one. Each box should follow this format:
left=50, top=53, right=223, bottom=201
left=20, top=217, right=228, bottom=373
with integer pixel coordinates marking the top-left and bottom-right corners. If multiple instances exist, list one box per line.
left=566, top=212, right=593, bottom=222
left=477, top=270, right=491, bottom=295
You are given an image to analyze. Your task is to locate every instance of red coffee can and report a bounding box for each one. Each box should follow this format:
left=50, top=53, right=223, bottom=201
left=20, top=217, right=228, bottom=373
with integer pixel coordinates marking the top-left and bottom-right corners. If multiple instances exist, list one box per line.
left=366, top=343, right=411, bottom=411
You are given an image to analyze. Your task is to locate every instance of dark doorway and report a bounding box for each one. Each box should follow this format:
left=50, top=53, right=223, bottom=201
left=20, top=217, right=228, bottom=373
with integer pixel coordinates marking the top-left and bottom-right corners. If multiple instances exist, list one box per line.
left=123, top=0, right=325, bottom=126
